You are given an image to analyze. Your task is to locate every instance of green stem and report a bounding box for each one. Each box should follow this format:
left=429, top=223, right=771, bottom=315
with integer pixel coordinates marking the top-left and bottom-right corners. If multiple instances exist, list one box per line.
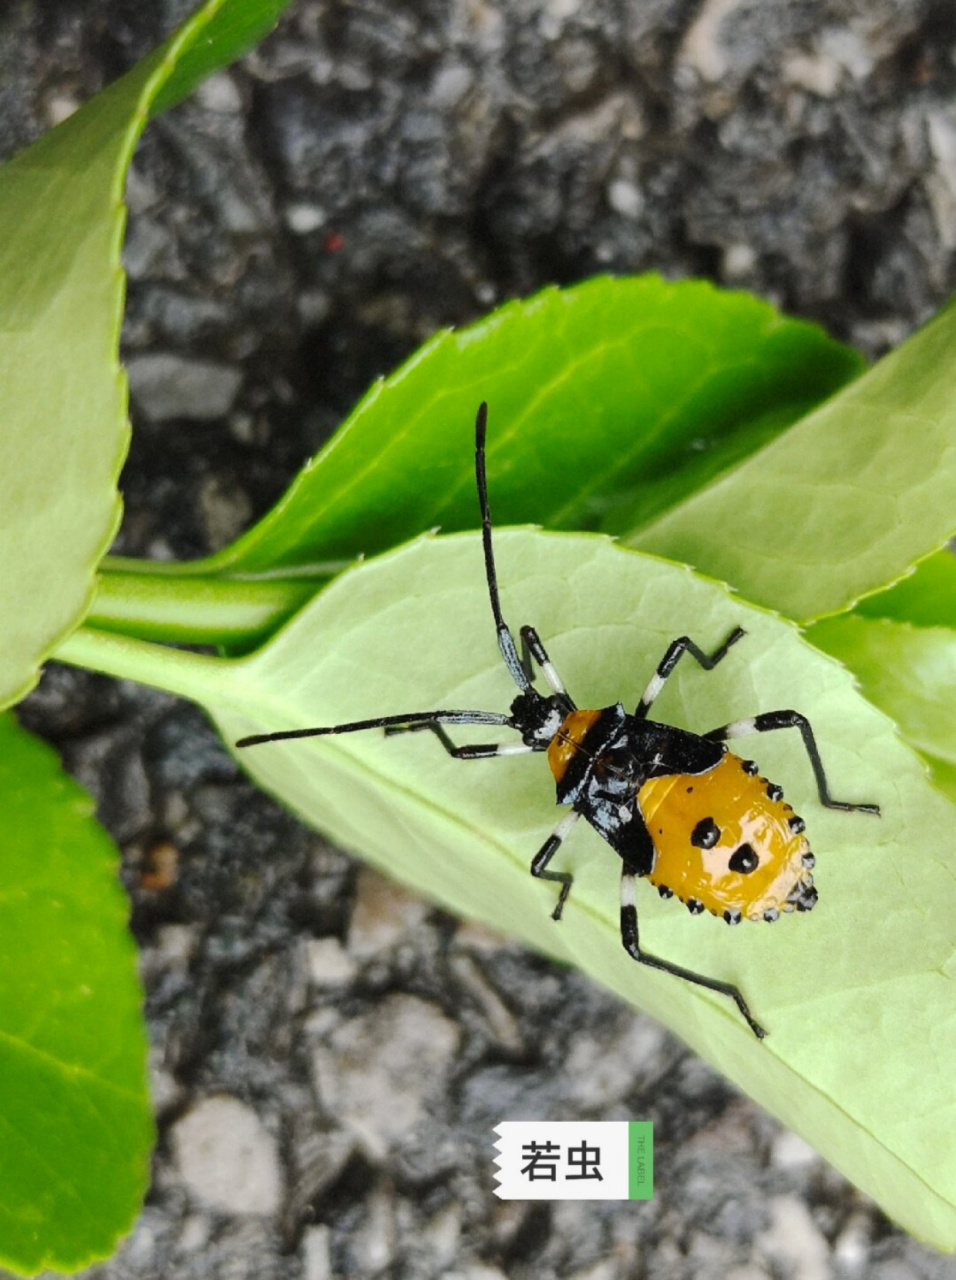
left=55, top=626, right=238, bottom=708
left=104, top=553, right=354, bottom=579
left=91, top=565, right=323, bottom=648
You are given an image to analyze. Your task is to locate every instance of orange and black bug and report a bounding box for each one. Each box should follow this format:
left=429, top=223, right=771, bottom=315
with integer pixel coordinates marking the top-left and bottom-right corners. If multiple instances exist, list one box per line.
left=237, top=403, right=880, bottom=1037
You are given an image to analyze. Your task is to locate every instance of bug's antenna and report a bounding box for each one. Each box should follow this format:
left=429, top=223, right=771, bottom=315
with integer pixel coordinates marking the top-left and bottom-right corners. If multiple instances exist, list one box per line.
left=236, top=708, right=512, bottom=750
left=475, top=402, right=531, bottom=692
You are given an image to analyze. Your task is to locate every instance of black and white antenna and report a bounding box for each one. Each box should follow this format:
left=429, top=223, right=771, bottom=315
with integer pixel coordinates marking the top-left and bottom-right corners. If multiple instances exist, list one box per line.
left=475, top=402, right=531, bottom=692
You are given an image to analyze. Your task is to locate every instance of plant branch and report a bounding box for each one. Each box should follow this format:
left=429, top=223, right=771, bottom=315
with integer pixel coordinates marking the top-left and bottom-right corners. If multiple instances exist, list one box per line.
left=91, top=564, right=324, bottom=649
left=54, top=625, right=239, bottom=709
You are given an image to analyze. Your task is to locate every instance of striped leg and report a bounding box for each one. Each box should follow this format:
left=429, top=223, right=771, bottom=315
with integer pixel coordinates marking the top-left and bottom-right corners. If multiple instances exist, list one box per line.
left=385, top=721, right=534, bottom=760
left=619, top=869, right=766, bottom=1038
left=531, top=809, right=581, bottom=919
left=520, top=625, right=576, bottom=706
left=635, top=628, right=746, bottom=719
left=704, top=710, right=880, bottom=814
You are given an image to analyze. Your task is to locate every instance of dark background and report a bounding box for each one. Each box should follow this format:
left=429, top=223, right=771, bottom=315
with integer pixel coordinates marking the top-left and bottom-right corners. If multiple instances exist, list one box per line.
left=4, top=1, right=956, bottom=1276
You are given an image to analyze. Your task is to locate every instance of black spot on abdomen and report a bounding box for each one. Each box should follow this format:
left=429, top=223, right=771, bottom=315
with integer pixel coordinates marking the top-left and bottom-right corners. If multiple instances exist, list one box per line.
left=691, top=817, right=720, bottom=849
left=729, top=843, right=758, bottom=874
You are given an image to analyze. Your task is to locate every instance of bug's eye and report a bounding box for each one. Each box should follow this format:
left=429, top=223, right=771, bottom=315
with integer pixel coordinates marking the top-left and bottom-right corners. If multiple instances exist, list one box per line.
left=690, top=817, right=721, bottom=849
left=728, top=843, right=759, bottom=874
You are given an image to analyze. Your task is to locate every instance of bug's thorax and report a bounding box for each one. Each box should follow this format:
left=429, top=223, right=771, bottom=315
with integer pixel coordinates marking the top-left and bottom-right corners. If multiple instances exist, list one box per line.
left=546, top=704, right=631, bottom=794
left=639, top=752, right=816, bottom=923
left=547, top=708, right=604, bottom=782
left=547, top=709, right=727, bottom=804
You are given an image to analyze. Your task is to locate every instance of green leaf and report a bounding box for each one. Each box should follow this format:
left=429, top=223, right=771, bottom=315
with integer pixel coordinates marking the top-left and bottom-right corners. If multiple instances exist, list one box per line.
left=195, top=275, right=860, bottom=575
left=0, top=0, right=295, bottom=712
left=808, top=607, right=956, bottom=812
left=60, top=530, right=956, bottom=1248
left=631, top=303, right=956, bottom=622
left=0, top=2, right=297, bottom=1272
left=148, top=0, right=293, bottom=118
left=853, top=546, right=956, bottom=629
left=0, top=715, right=150, bottom=1276
left=808, top=612, right=956, bottom=768
left=917, top=753, right=956, bottom=807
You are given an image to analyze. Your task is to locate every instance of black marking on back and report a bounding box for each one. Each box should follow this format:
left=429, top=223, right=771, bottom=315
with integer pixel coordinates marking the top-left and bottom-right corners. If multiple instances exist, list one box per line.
left=728, top=843, right=759, bottom=874
left=691, top=817, right=721, bottom=849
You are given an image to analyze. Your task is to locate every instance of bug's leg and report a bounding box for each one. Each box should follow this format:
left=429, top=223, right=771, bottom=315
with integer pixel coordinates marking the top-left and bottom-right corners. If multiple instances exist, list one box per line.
left=531, top=809, right=581, bottom=920
left=519, top=625, right=577, bottom=708
left=619, top=869, right=767, bottom=1038
left=635, top=628, right=747, bottom=719
left=384, top=720, right=535, bottom=760
left=703, top=710, right=880, bottom=814
left=518, top=627, right=536, bottom=684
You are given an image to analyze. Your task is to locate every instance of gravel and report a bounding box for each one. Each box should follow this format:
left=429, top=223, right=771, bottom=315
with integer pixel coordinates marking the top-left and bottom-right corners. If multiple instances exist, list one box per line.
left=5, top=1, right=956, bottom=1277
left=170, top=1095, right=285, bottom=1216
left=126, top=354, right=244, bottom=423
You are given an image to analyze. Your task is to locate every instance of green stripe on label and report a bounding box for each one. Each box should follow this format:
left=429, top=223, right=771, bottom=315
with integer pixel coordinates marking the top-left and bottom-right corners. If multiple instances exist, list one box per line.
left=628, top=1121, right=654, bottom=1199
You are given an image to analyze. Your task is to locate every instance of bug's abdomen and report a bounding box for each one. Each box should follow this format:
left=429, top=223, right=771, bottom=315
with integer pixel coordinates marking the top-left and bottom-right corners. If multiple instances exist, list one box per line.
left=638, top=753, right=815, bottom=923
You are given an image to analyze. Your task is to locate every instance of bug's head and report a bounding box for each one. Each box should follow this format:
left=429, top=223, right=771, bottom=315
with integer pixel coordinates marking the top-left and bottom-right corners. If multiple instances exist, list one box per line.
left=509, top=688, right=565, bottom=749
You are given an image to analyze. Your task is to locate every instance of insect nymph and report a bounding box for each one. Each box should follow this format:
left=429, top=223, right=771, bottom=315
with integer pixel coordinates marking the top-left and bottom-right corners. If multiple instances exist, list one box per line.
left=237, top=404, right=879, bottom=1037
